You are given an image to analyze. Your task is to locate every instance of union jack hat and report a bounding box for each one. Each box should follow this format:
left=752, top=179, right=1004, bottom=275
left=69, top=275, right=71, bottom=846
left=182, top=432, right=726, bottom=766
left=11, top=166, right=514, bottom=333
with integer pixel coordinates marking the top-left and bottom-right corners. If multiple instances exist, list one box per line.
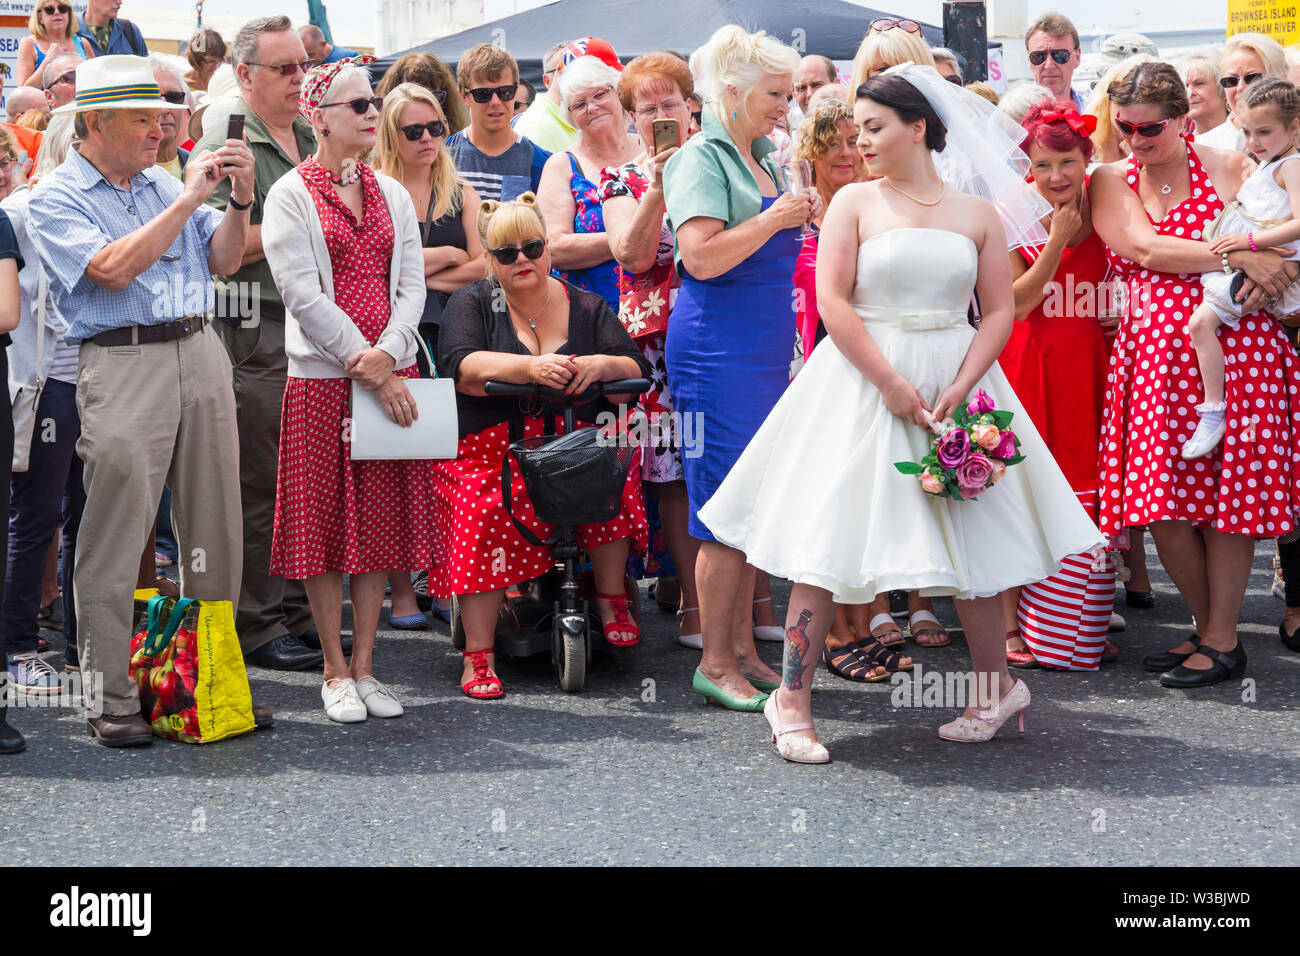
left=559, top=37, right=623, bottom=72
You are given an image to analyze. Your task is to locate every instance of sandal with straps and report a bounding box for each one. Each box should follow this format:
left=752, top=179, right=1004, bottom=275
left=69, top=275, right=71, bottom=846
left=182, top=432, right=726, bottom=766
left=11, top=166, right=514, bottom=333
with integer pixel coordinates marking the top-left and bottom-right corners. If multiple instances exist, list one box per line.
left=908, top=610, right=950, bottom=647
left=595, top=592, right=639, bottom=647
left=867, top=612, right=905, bottom=648
left=855, top=635, right=914, bottom=673
left=823, top=641, right=889, bottom=683
left=461, top=649, right=504, bottom=699
left=1159, top=641, right=1247, bottom=688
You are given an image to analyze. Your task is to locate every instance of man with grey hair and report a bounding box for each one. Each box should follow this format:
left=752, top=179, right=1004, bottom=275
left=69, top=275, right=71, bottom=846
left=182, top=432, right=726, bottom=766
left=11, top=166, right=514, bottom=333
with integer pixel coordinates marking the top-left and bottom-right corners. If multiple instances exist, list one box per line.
left=192, top=15, right=323, bottom=671
left=512, top=41, right=577, bottom=153
left=149, top=53, right=191, bottom=179
left=931, top=48, right=964, bottom=84
left=792, top=55, right=837, bottom=113
left=42, top=52, right=82, bottom=111
left=6, top=86, right=46, bottom=124
left=297, top=23, right=357, bottom=65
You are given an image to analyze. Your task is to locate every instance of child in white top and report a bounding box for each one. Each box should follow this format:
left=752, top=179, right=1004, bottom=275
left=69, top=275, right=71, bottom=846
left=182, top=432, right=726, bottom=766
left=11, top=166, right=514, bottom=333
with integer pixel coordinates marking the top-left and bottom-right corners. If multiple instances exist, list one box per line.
left=1184, top=78, right=1300, bottom=459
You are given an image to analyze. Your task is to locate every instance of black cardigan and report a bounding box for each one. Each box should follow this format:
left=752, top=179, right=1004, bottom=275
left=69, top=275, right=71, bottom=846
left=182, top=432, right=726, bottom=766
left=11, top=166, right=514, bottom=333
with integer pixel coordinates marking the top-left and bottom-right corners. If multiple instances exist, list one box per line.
left=439, top=277, right=652, bottom=438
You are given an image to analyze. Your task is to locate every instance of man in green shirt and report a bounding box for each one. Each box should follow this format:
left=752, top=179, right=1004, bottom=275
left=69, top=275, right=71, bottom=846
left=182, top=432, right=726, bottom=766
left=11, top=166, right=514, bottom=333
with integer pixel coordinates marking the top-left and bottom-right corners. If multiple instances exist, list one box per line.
left=193, top=15, right=324, bottom=671
left=512, top=42, right=577, bottom=155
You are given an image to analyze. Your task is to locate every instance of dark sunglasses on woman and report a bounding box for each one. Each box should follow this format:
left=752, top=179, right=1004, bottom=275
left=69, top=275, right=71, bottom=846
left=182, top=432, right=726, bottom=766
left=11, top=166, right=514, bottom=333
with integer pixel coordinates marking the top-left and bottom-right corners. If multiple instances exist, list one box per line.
left=318, top=96, right=384, bottom=115
left=1028, top=48, right=1073, bottom=66
left=40, top=4, right=71, bottom=14
left=1219, top=72, right=1263, bottom=89
left=400, top=120, right=446, bottom=141
left=1115, top=117, right=1173, bottom=137
left=465, top=84, right=518, bottom=104
left=869, top=17, right=920, bottom=33
left=489, top=238, right=546, bottom=265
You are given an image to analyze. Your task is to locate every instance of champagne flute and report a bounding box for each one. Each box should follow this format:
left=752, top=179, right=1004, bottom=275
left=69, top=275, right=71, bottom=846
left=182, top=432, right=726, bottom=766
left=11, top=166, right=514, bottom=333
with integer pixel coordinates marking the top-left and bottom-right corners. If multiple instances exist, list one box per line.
left=779, top=159, right=815, bottom=239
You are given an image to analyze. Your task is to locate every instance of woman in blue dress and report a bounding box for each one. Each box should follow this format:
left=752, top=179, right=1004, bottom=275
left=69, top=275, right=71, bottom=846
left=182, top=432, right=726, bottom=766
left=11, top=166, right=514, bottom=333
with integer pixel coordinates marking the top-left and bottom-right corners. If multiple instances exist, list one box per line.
left=662, top=25, right=816, bottom=710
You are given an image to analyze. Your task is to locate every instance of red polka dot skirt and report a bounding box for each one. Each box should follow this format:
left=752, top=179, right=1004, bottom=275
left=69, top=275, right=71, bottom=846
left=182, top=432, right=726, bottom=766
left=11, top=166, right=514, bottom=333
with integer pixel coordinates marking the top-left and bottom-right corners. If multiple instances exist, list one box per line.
left=1100, top=141, right=1300, bottom=539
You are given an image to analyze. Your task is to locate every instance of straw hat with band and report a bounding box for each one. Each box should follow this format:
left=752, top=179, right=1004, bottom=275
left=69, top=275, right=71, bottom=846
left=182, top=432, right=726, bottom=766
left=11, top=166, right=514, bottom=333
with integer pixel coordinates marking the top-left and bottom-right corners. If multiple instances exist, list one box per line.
left=52, top=54, right=174, bottom=115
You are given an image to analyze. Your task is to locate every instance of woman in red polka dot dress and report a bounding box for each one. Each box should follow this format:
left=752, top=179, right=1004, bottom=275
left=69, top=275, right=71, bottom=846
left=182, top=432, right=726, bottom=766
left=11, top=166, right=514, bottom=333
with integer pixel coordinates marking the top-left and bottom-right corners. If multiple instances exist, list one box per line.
left=263, top=60, right=436, bottom=723
left=1089, top=62, right=1300, bottom=687
left=433, top=194, right=652, bottom=699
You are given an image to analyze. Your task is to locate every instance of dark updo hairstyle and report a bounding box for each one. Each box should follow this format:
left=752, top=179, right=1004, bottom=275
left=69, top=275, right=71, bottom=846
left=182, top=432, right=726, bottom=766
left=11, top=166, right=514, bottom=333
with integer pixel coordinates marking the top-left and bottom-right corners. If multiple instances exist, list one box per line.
left=1106, top=60, right=1188, bottom=119
left=855, top=73, right=948, bottom=151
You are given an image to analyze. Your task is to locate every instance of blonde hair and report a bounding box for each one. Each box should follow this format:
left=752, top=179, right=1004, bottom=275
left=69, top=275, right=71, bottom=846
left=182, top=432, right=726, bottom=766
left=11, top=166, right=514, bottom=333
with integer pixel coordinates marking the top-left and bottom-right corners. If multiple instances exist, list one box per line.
left=1180, top=53, right=1227, bottom=103
left=1085, top=55, right=1156, bottom=161
left=964, top=81, right=999, bottom=105
left=1223, top=32, right=1287, bottom=80
left=0, top=127, right=17, bottom=162
left=850, top=29, right=935, bottom=94
left=793, top=98, right=854, bottom=165
left=372, top=83, right=465, bottom=222
left=29, top=2, right=78, bottom=41
left=477, top=192, right=546, bottom=250
left=690, top=25, right=800, bottom=126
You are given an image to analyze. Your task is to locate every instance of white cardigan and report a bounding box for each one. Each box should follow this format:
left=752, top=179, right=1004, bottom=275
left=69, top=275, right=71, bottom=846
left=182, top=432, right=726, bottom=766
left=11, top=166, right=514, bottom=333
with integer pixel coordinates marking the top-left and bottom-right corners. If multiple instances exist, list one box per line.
left=262, top=166, right=424, bottom=378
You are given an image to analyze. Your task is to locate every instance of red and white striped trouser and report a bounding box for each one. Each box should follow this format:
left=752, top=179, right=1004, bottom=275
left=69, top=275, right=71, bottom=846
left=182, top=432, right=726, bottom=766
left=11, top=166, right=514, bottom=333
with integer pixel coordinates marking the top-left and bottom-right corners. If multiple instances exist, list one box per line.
left=1017, top=550, right=1115, bottom=671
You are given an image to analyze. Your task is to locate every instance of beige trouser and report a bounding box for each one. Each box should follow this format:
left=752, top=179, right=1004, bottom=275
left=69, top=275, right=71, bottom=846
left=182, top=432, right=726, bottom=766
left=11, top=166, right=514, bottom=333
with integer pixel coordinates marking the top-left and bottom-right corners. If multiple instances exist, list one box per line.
left=75, top=326, right=243, bottom=718
left=219, top=308, right=313, bottom=652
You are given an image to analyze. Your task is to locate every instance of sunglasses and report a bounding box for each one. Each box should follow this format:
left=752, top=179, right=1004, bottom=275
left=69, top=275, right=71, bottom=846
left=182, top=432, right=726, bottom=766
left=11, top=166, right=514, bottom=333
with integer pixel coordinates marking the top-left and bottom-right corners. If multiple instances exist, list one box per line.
left=46, top=70, right=76, bottom=89
left=247, top=59, right=319, bottom=76
left=400, top=120, right=445, bottom=141
left=40, top=4, right=71, bottom=14
left=1219, top=72, right=1263, bottom=89
left=161, top=91, right=188, bottom=105
left=465, top=85, right=517, bottom=104
left=318, top=96, right=384, bottom=115
left=869, top=18, right=920, bottom=33
left=1115, top=117, right=1173, bottom=137
left=431, top=88, right=448, bottom=104
left=1028, top=48, right=1074, bottom=66
left=489, top=238, right=546, bottom=265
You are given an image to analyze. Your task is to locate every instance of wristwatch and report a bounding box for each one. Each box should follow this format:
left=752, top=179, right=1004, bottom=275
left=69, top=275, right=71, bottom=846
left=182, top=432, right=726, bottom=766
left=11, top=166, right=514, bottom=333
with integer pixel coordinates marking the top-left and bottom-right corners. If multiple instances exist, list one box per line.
left=228, top=194, right=253, bottom=211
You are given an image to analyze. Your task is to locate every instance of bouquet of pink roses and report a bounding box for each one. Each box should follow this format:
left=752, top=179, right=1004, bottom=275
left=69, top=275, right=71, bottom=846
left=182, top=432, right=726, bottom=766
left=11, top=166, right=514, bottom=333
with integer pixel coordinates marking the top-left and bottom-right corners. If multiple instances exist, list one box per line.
left=893, top=389, right=1025, bottom=500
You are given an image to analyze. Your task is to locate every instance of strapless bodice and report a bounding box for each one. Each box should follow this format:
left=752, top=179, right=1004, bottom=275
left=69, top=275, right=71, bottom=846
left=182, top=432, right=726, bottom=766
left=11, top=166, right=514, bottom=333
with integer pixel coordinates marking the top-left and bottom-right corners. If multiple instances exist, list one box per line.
left=850, top=228, right=978, bottom=331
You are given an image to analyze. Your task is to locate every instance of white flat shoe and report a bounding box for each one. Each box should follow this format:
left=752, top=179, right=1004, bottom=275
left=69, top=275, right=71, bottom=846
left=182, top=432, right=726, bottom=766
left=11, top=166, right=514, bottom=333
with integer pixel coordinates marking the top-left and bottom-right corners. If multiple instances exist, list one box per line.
left=321, top=678, right=367, bottom=723
left=677, top=606, right=702, bottom=649
left=752, top=595, right=785, bottom=642
left=1181, top=402, right=1227, bottom=459
left=355, top=676, right=403, bottom=718
left=764, top=688, right=829, bottom=764
left=1109, top=611, right=1126, bottom=632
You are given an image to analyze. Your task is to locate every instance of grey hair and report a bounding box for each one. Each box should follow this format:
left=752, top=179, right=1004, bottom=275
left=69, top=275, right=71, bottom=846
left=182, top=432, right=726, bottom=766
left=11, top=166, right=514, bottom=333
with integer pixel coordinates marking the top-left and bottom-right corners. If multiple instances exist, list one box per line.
left=318, top=65, right=372, bottom=107
left=556, top=55, right=622, bottom=116
left=931, top=47, right=963, bottom=84
left=231, top=15, right=292, bottom=68
left=543, top=42, right=568, bottom=75
left=299, top=24, right=325, bottom=44
left=72, top=109, right=112, bottom=140
left=148, top=52, right=188, bottom=93
left=998, top=81, right=1054, bottom=125
left=1179, top=53, right=1226, bottom=102
left=41, top=52, right=81, bottom=90
left=34, top=114, right=74, bottom=178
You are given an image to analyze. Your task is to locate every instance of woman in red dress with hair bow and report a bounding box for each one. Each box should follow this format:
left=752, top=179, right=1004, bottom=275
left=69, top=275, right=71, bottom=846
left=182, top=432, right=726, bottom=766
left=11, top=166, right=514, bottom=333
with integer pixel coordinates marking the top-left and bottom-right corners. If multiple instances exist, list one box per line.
left=999, top=99, right=1119, bottom=670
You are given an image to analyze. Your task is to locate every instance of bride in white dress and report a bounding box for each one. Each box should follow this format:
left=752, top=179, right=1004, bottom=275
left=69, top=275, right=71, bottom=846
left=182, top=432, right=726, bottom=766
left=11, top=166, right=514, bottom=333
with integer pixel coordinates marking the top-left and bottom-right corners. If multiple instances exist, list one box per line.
left=697, top=66, right=1104, bottom=761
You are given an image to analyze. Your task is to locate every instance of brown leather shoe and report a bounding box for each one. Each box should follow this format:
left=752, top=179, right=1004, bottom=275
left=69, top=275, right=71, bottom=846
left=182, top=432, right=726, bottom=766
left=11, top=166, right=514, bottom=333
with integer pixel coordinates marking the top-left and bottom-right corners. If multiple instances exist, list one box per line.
left=86, top=712, right=154, bottom=748
left=252, top=704, right=274, bottom=729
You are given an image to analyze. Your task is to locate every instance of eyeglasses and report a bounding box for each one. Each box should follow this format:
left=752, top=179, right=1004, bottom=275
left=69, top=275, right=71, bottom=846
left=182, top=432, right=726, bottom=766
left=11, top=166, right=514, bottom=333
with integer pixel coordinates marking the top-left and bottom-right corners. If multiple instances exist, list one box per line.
left=1028, top=48, right=1074, bottom=66
left=45, top=70, right=76, bottom=90
left=40, top=4, right=71, bottom=14
left=318, top=96, right=384, bottom=115
left=247, top=59, right=318, bottom=76
left=1219, top=72, right=1263, bottom=89
left=465, top=85, right=517, bottom=104
left=691, top=110, right=702, bottom=125
left=160, top=91, right=188, bottom=105
left=570, top=87, right=613, bottom=115
left=634, top=98, right=686, bottom=119
left=489, top=238, right=547, bottom=265
left=1115, top=117, right=1173, bottom=137
left=869, top=18, right=920, bottom=33
left=399, top=120, right=445, bottom=141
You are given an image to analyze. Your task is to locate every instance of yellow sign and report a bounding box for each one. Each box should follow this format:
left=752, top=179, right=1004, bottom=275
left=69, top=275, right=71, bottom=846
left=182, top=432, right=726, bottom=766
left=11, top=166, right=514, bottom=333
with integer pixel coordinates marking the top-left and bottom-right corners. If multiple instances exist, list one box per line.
left=1227, top=0, right=1299, bottom=45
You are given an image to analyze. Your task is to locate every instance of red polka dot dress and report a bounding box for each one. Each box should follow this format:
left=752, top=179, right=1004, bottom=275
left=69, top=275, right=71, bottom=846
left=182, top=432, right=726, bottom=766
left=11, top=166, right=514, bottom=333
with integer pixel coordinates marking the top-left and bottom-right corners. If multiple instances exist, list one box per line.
left=1099, top=141, right=1300, bottom=539
left=270, top=158, right=440, bottom=578
left=428, top=416, right=648, bottom=597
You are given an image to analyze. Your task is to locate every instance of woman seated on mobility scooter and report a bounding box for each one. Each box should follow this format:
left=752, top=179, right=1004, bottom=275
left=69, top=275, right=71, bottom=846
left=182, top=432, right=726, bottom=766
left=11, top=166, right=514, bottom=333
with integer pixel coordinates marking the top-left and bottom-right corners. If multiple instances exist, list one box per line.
left=434, top=193, right=652, bottom=699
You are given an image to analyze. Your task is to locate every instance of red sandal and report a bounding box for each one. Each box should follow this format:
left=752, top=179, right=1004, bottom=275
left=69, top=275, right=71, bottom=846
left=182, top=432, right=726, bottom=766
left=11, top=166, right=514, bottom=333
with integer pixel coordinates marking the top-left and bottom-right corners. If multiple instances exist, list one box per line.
left=1005, top=630, right=1039, bottom=669
left=595, top=593, right=639, bottom=647
left=461, top=649, right=504, bottom=699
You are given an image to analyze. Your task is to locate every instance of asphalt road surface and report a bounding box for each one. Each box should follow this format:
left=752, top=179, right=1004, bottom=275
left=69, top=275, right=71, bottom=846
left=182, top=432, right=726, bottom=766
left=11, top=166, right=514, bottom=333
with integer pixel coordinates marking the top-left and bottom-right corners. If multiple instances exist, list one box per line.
left=1, top=543, right=1296, bottom=866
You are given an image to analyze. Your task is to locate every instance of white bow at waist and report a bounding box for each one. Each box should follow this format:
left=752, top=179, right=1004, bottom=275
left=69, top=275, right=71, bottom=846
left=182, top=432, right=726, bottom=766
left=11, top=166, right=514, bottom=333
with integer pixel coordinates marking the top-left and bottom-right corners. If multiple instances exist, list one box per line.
left=855, top=305, right=968, bottom=332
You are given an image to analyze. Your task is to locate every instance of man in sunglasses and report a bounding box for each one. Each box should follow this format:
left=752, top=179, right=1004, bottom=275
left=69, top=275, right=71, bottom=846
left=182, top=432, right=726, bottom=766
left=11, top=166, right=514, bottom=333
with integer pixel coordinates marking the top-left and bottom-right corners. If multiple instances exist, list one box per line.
left=1025, top=13, right=1083, bottom=109
left=76, top=0, right=147, bottom=57
left=446, top=43, right=550, bottom=203
left=512, top=41, right=577, bottom=153
left=151, top=55, right=192, bottom=180
left=41, top=52, right=81, bottom=111
left=192, top=15, right=324, bottom=672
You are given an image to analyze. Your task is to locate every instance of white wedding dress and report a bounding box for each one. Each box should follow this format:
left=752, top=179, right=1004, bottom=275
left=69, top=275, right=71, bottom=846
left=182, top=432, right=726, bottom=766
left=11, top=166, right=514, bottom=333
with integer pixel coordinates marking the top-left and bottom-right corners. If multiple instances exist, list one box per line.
left=697, top=227, right=1104, bottom=603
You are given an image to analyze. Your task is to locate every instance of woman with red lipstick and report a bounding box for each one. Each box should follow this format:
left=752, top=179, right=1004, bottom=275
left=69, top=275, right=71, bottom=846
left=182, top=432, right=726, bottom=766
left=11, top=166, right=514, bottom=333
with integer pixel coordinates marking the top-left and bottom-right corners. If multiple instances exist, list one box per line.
left=998, top=99, right=1117, bottom=670
left=1089, top=61, right=1300, bottom=687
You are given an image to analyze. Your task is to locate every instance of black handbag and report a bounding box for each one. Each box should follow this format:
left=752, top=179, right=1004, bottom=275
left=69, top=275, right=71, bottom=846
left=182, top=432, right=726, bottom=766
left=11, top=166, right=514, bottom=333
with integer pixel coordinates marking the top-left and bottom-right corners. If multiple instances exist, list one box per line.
left=499, top=425, right=635, bottom=546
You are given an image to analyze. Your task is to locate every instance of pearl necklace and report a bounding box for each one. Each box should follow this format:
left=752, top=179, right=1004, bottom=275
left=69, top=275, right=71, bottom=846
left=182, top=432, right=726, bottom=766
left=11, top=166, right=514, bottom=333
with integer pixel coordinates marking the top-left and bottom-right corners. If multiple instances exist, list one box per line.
left=886, top=178, right=945, bottom=206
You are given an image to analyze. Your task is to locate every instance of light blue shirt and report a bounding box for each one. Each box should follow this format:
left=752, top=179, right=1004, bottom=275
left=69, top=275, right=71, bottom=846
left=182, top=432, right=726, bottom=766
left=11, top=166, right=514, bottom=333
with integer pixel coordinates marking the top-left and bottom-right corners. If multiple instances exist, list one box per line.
left=29, top=150, right=223, bottom=345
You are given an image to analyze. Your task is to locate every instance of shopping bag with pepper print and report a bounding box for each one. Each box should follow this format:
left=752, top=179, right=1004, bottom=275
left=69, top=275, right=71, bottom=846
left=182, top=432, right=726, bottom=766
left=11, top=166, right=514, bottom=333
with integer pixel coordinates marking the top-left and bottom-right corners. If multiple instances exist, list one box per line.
left=128, top=593, right=255, bottom=743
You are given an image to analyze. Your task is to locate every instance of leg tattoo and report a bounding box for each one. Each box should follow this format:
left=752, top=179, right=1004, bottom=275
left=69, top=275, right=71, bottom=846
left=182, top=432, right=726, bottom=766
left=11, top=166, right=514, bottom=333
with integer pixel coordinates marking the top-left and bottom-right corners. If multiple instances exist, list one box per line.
left=784, top=609, right=814, bottom=690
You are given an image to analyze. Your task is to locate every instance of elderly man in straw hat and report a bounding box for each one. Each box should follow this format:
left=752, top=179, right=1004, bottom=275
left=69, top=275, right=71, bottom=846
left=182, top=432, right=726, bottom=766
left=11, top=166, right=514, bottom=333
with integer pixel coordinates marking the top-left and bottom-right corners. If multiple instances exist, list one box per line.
left=28, top=55, right=260, bottom=747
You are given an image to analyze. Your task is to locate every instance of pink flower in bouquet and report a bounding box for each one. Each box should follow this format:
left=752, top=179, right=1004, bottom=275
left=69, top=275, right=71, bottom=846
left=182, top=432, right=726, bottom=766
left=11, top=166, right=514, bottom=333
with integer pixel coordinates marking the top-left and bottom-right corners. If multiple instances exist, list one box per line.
left=936, top=428, right=971, bottom=468
left=967, top=389, right=996, bottom=416
left=971, top=422, right=1001, bottom=450
left=956, top=453, right=994, bottom=494
left=989, top=460, right=1007, bottom=484
left=993, top=430, right=1017, bottom=459
left=919, top=472, right=944, bottom=494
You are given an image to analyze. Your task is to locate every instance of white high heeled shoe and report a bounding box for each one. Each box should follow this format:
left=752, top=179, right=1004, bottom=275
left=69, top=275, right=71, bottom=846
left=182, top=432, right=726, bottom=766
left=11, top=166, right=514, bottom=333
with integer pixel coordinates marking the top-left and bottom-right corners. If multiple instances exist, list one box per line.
left=764, top=688, right=830, bottom=764
left=938, top=678, right=1030, bottom=743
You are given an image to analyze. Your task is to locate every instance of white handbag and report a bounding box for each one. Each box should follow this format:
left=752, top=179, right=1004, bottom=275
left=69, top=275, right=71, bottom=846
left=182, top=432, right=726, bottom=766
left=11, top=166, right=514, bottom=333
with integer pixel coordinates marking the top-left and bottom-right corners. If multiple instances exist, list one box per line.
left=349, top=333, right=459, bottom=461
left=10, top=270, right=47, bottom=473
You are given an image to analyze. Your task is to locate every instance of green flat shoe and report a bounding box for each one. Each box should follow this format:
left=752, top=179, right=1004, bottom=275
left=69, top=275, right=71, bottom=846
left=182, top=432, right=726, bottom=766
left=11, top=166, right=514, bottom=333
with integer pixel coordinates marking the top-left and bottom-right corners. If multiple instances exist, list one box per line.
left=692, top=668, right=769, bottom=711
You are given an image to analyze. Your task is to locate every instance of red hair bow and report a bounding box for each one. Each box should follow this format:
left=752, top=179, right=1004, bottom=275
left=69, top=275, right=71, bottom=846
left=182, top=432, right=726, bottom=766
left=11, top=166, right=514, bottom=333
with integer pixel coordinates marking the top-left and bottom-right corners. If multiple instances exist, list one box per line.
left=1039, top=108, right=1097, bottom=138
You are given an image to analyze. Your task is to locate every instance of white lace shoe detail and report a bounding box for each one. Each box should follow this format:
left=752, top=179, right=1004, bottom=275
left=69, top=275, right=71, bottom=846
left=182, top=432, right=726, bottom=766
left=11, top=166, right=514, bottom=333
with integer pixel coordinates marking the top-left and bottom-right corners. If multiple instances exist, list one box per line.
left=764, top=688, right=830, bottom=764
left=938, top=679, right=1031, bottom=743
left=1181, top=402, right=1227, bottom=459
